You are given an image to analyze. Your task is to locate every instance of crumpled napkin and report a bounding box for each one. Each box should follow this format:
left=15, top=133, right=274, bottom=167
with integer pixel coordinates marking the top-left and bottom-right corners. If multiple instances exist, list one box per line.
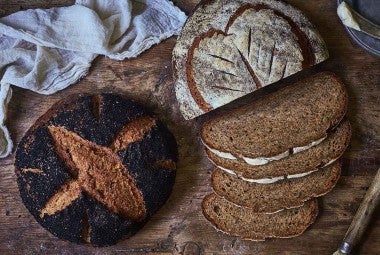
left=0, top=0, right=187, bottom=158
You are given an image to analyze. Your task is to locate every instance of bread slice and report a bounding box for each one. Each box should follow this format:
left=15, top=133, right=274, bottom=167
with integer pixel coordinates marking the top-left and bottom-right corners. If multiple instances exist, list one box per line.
left=201, top=72, right=347, bottom=160
left=202, top=193, right=318, bottom=240
left=206, top=119, right=351, bottom=179
left=173, top=0, right=329, bottom=119
left=211, top=160, right=340, bottom=213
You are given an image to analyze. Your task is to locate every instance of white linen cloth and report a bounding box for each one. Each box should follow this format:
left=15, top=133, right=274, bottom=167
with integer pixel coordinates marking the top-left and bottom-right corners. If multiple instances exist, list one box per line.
left=0, top=0, right=187, bottom=158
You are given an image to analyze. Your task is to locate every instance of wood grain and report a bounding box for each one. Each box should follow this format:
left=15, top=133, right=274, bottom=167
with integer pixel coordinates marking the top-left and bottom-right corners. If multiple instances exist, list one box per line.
left=0, top=0, right=379, bottom=254
left=343, top=168, right=380, bottom=252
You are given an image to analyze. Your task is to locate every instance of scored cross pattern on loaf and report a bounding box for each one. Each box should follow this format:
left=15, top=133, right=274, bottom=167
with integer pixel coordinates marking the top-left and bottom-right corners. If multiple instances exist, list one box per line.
left=32, top=116, right=158, bottom=222
left=174, top=0, right=328, bottom=119
left=188, top=4, right=315, bottom=112
left=15, top=94, right=178, bottom=245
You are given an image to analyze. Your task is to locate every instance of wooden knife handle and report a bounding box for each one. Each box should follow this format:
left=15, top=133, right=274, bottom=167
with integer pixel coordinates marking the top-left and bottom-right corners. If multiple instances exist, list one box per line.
left=343, top=168, right=380, bottom=248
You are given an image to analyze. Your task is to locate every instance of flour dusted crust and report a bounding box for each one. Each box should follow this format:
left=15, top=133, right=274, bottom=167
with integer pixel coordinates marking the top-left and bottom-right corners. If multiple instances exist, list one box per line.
left=173, top=0, right=329, bottom=119
left=15, top=94, right=178, bottom=246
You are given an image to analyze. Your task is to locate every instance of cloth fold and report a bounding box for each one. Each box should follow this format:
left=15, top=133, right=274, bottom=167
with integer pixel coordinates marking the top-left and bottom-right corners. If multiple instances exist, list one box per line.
left=0, top=0, right=187, bottom=158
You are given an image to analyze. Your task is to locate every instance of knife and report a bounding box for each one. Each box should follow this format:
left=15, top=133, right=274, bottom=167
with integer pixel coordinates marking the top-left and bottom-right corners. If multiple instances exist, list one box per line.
left=337, top=1, right=380, bottom=40
left=333, top=167, right=380, bottom=255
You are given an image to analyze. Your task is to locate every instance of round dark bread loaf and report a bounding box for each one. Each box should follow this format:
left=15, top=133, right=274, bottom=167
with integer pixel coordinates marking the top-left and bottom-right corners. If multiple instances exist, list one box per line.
left=15, top=94, right=178, bottom=246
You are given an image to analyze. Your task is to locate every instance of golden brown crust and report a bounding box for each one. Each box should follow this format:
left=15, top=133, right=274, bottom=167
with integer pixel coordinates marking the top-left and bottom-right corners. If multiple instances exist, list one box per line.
left=186, top=30, right=225, bottom=112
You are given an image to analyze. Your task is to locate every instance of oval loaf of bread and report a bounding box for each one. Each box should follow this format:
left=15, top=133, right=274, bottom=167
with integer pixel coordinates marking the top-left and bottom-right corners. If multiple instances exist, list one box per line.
left=173, top=0, right=329, bottom=119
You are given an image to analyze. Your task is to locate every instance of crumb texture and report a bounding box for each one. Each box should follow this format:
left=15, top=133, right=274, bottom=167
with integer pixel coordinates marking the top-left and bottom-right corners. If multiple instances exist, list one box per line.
left=212, top=161, right=341, bottom=213
left=202, top=193, right=318, bottom=240
left=202, top=72, right=347, bottom=158
left=207, top=119, right=351, bottom=179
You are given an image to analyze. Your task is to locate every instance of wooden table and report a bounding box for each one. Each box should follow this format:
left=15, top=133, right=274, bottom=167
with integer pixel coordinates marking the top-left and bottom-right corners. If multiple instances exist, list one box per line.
left=0, top=0, right=379, bottom=254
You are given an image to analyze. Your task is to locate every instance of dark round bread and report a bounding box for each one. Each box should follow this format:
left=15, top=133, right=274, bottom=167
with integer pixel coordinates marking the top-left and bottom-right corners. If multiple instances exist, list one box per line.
left=15, top=94, right=178, bottom=246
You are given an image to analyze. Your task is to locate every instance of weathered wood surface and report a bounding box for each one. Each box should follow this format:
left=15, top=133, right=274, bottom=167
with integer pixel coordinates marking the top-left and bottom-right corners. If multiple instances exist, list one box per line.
left=0, top=0, right=379, bottom=254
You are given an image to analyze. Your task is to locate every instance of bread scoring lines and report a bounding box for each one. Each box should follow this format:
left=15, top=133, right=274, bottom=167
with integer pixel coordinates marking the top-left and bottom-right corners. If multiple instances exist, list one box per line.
left=20, top=116, right=176, bottom=242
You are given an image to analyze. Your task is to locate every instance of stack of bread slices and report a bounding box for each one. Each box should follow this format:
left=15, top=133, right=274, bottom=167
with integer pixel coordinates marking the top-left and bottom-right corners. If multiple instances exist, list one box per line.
left=200, top=72, right=351, bottom=240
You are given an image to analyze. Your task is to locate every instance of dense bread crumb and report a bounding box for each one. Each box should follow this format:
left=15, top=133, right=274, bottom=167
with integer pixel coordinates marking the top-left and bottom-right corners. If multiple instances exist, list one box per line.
left=201, top=72, right=347, bottom=158
left=206, top=119, right=351, bottom=179
left=202, top=193, right=318, bottom=240
left=212, top=161, right=341, bottom=213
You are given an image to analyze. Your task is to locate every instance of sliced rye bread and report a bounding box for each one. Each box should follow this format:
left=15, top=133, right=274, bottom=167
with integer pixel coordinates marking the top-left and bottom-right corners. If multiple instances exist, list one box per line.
left=202, top=193, right=318, bottom=240
left=173, top=0, right=329, bottom=119
left=211, top=160, right=341, bottom=213
left=206, top=119, right=351, bottom=179
left=201, top=72, right=348, bottom=160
